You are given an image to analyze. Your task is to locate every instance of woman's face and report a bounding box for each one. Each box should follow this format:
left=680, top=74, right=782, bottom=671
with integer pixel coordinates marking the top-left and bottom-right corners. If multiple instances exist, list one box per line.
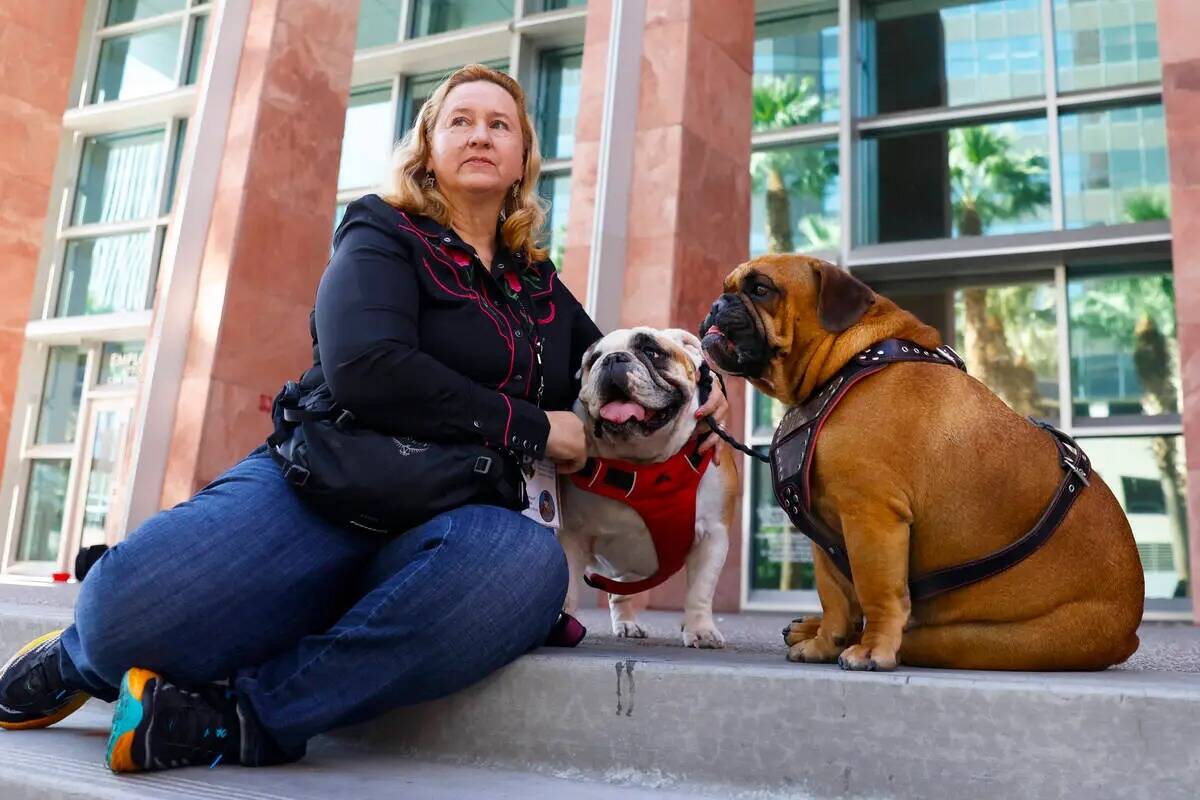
left=426, top=80, right=525, bottom=203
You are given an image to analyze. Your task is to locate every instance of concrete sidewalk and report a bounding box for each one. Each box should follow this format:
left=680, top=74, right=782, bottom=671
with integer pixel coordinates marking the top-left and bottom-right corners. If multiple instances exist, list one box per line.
left=570, top=607, right=1200, bottom=672
left=0, top=582, right=1197, bottom=799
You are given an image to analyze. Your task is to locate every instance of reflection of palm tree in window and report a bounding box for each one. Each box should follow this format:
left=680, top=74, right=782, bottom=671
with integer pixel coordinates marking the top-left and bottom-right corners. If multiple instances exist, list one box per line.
left=950, top=126, right=1051, bottom=417
left=751, top=77, right=838, bottom=254
left=1123, top=190, right=1169, bottom=223
left=1073, top=275, right=1188, bottom=598
left=751, top=76, right=837, bottom=590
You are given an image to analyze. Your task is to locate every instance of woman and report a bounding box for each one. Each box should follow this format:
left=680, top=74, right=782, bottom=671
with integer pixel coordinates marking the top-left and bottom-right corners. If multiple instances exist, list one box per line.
left=0, top=64, right=727, bottom=772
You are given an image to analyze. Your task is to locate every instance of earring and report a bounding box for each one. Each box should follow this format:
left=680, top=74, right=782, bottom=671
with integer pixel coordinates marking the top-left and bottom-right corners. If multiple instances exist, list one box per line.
left=512, top=182, right=520, bottom=199
left=423, top=173, right=436, bottom=189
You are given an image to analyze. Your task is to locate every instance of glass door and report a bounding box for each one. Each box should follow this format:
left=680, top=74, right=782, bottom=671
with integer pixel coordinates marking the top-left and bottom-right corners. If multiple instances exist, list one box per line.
left=68, top=396, right=135, bottom=555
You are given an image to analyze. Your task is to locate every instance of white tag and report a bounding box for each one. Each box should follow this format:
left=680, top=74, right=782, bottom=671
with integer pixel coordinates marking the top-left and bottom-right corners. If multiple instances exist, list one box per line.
left=521, top=458, right=561, bottom=528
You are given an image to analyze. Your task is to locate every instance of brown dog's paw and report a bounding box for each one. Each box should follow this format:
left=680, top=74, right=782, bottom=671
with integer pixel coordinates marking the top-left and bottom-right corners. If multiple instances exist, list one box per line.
left=782, top=616, right=822, bottom=646
left=837, top=643, right=899, bottom=671
left=786, top=636, right=844, bottom=663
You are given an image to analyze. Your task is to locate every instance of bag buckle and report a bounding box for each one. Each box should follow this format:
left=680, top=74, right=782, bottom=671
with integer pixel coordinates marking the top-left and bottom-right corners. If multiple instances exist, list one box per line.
left=283, top=463, right=311, bottom=487
left=335, top=409, right=355, bottom=429
left=473, top=456, right=493, bottom=475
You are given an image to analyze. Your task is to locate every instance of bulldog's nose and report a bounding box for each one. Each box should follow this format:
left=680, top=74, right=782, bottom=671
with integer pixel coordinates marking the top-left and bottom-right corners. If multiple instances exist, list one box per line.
left=713, top=294, right=738, bottom=315
left=601, top=352, right=636, bottom=388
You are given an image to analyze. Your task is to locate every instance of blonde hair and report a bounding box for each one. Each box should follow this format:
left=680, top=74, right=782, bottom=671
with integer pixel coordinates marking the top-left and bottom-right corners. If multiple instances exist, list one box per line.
left=386, top=64, right=549, bottom=262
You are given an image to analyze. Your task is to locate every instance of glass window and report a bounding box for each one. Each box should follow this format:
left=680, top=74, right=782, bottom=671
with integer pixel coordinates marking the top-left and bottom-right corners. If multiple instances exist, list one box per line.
left=1068, top=268, right=1179, bottom=421
left=538, top=173, right=571, bottom=267
left=1083, top=435, right=1189, bottom=600
left=105, top=0, right=186, bottom=25
left=752, top=390, right=786, bottom=440
left=750, top=140, right=839, bottom=254
left=92, top=24, right=182, bottom=104
left=98, top=342, right=145, bottom=386
left=184, top=13, right=208, bottom=85
left=73, top=128, right=165, bottom=227
left=163, top=119, right=188, bottom=214
left=749, top=451, right=816, bottom=592
left=861, top=117, right=1051, bottom=244
left=357, top=0, right=404, bottom=49
left=754, top=7, right=839, bottom=128
left=35, top=348, right=88, bottom=445
left=529, top=0, right=586, bottom=11
left=331, top=202, right=349, bottom=253
left=400, top=61, right=508, bottom=134
left=1060, top=103, right=1169, bottom=228
left=861, top=0, right=1044, bottom=115
left=409, top=0, right=513, bottom=38
left=953, top=280, right=1060, bottom=420
left=79, top=407, right=133, bottom=548
left=401, top=72, right=446, bottom=134
left=537, top=48, right=583, bottom=160
left=1055, top=0, right=1161, bottom=92
left=57, top=231, right=154, bottom=318
left=338, top=84, right=394, bottom=192
left=15, top=461, right=71, bottom=563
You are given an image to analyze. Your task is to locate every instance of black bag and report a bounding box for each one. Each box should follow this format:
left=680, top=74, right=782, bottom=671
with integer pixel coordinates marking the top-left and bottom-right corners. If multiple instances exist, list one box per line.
left=267, top=380, right=529, bottom=534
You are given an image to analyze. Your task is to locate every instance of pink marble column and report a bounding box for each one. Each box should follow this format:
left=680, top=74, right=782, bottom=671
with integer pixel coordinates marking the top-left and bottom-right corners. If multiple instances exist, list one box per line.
left=1157, top=0, right=1200, bottom=621
left=160, top=0, right=358, bottom=504
left=564, top=0, right=755, bottom=612
left=0, top=1, right=86, bottom=466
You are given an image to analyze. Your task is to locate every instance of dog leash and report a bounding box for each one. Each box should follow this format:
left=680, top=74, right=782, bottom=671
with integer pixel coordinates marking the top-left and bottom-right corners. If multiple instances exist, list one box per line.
left=696, top=362, right=771, bottom=464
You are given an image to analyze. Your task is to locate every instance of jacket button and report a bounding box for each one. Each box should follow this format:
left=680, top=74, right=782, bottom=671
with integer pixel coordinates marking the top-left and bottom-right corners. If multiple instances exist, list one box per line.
left=515, top=330, right=523, bottom=338
left=443, top=237, right=452, bottom=243
left=514, top=374, right=523, bottom=382
left=473, top=420, right=481, bottom=429
left=496, top=263, right=505, bottom=270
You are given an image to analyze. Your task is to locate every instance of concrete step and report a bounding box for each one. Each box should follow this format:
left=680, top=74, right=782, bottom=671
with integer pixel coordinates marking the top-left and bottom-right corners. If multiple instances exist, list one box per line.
left=1, top=582, right=1198, bottom=799
left=0, top=702, right=705, bottom=800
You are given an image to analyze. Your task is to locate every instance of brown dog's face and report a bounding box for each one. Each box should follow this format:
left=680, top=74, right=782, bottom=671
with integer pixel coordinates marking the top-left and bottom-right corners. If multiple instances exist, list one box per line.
left=699, top=254, right=876, bottom=403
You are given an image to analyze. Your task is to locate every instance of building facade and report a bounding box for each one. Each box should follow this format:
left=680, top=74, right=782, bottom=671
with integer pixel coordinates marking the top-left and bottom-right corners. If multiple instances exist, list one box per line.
left=1, top=0, right=1197, bottom=622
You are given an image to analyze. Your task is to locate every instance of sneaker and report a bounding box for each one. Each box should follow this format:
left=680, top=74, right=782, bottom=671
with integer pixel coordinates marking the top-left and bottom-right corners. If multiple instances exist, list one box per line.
left=106, top=668, right=242, bottom=773
left=0, top=630, right=90, bottom=730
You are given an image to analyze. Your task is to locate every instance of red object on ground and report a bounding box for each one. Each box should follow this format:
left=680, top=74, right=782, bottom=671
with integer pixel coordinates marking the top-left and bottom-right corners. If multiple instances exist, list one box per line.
left=51, top=572, right=70, bottom=582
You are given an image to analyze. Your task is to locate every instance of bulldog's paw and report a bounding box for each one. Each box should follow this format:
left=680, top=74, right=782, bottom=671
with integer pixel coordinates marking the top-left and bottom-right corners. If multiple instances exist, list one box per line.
left=613, top=620, right=648, bottom=638
left=837, top=643, right=899, bottom=672
left=782, top=616, right=822, bottom=646
left=786, top=635, right=844, bottom=663
left=682, top=621, right=726, bottom=649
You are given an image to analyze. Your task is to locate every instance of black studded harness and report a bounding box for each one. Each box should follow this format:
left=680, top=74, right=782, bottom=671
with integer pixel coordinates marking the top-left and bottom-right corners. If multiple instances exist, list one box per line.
left=770, top=338, right=1093, bottom=602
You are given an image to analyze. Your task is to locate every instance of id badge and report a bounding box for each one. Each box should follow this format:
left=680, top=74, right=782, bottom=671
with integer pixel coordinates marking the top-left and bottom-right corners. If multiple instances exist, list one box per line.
left=521, top=458, right=561, bottom=528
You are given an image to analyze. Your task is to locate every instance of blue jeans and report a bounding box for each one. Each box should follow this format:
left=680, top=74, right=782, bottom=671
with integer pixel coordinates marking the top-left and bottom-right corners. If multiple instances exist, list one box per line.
left=57, top=447, right=568, bottom=764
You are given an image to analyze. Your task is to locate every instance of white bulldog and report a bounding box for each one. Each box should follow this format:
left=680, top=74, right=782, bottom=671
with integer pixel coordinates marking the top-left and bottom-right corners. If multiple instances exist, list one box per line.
left=559, top=328, right=740, bottom=648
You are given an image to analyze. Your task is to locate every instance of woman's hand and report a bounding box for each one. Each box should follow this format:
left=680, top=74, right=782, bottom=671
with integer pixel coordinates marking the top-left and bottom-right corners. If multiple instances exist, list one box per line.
left=545, top=411, right=588, bottom=474
left=695, top=381, right=731, bottom=465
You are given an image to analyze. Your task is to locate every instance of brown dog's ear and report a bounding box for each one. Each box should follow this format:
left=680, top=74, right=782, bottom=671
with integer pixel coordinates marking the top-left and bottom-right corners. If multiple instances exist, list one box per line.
left=813, top=261, right=875, bottom=333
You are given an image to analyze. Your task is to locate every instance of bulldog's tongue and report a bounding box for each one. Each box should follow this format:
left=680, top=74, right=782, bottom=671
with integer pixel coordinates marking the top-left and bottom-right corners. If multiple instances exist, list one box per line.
left=599, top=401, right=647, bottom=424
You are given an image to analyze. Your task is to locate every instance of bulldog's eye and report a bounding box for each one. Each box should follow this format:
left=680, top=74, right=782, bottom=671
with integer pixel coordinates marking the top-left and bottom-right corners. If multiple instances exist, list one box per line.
left=643, top=347, right=665, bottom=361
left=751, top=284, right=772, bottom=298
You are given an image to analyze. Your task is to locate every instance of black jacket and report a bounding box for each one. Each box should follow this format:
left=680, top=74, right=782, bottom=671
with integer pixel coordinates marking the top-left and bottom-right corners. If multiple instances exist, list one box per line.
left=312, top=194, right=601, bottom=461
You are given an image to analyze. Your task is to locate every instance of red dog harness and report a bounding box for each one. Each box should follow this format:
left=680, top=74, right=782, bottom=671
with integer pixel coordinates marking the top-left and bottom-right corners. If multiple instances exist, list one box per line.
left=569, top=443, right=715, bottom=595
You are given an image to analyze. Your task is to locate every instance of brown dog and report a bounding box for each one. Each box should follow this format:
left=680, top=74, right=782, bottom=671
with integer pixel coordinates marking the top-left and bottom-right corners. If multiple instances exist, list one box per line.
left=700, top=254, right=1144, bottom=671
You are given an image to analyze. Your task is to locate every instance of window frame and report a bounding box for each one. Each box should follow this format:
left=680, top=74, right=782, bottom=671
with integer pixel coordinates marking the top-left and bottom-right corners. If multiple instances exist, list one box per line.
left=742, top=0, right=1183, bottom=618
